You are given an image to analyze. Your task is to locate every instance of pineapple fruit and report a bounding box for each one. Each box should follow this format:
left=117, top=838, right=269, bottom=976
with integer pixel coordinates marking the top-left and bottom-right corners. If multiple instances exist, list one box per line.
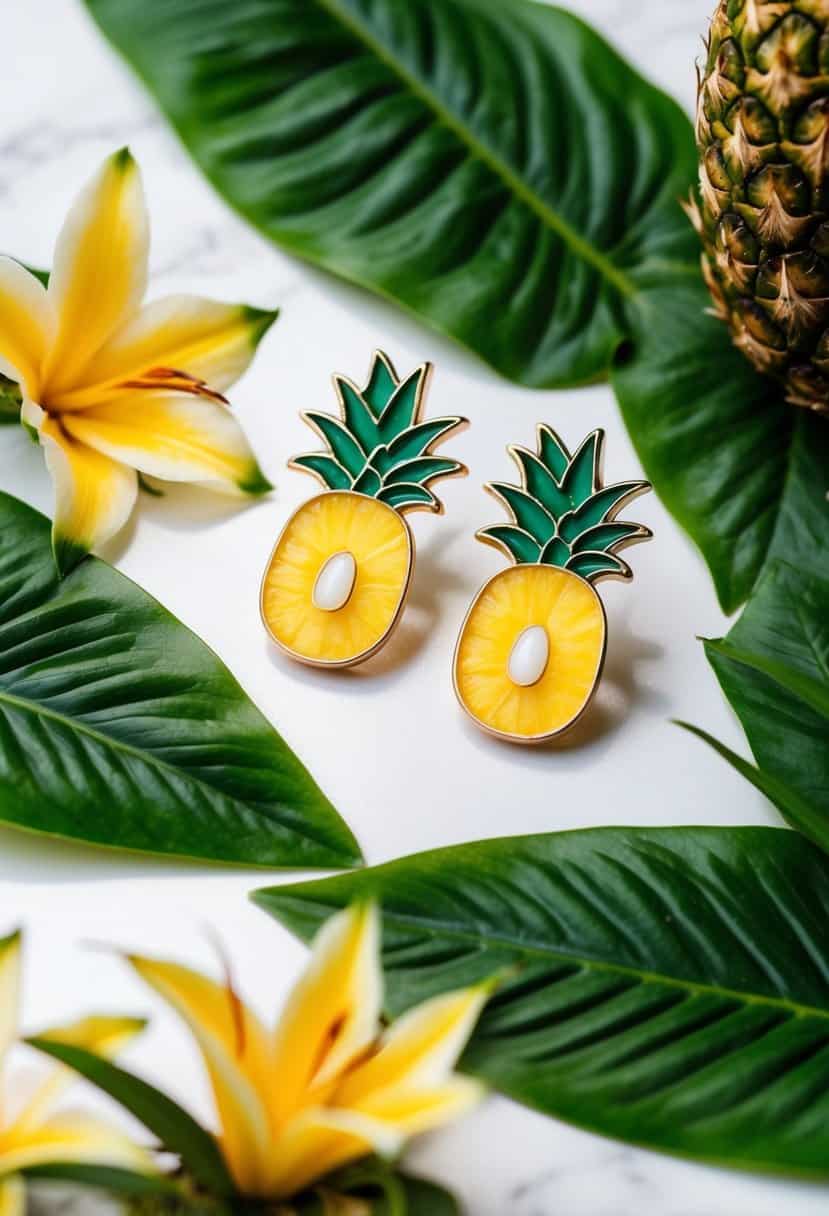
left=261, top=352, right=466, bottom=667
left=692, top=0, right=829, bottom=412
left=454, top=428, right=651, bottom=743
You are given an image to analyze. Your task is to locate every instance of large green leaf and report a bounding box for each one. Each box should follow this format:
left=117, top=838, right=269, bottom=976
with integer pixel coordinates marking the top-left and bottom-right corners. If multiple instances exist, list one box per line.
left=0, top=491, right=359, bottom=867
left=81, top=0, right=828, bottom=615
left=685, top=561, right=829, bottom=854
left=612, top=278, right=829, bottom=613
left=255, top=826, right=829, bottom=1178
left=83, top=0, right=696, bottom=390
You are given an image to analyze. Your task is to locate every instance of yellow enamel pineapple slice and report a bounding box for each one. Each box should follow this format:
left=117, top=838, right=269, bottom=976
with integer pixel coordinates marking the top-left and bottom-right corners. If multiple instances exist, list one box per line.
left=454, top=427, right=652, bottom=743
left=261, top=351, right=467, bottom=667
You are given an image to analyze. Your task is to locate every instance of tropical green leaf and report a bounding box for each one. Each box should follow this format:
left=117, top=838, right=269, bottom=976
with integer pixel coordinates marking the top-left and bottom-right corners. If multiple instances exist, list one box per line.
left=676, top=723, right=829, bottom=857
left=292, top=453, right=352, bottom=491
left=304, top=412, right=368, bottom=475
left=27, top=1037, right=236, bottom=1197
left=376, top=483, right=438, bottom=511
left=611, top=277, right=829, bottom=613
left=698, top=561, right=829, bottom=855
left=254, top=825, right=829, bottom=1178
left=81, top=0, right=829, bottom=616
left=489, top=484, right=556, bottom=544
left=0, top=491, right=359, bottom=867
left=82, top=0, right=695, bottom=391
left=477, top=525, right=540, bottom=565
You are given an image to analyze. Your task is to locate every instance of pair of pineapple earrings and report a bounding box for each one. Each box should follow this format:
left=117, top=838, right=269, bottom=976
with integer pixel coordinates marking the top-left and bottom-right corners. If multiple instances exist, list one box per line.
left=260, top=352, right=652, bottom=745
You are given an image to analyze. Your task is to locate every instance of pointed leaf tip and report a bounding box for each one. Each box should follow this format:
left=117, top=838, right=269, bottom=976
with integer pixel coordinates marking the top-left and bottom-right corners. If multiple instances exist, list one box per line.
left=52, top=532, right=89, bottom=578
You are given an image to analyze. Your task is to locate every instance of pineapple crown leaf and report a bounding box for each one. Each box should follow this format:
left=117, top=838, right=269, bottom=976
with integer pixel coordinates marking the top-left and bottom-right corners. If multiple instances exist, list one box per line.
left=479, top=426, right=652, bottom=583
left=292, top=350, right=467, bottom=513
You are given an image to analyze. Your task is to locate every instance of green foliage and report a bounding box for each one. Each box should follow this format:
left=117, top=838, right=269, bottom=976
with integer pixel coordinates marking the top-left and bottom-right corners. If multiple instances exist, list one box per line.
left=682, top=561, right=829, bottom=855
left=81, top=0, right=695, bottom=391
left=255, top=825, right=829, bottom=1178
left=28, top=1038, right=236, bottom=1197
left=0, top=490, right=360, bottom=867
left=479, top=427, right=650, bottom=581
left=293, top=353, right=465, bottom=513
left=80, top=0, right=825, bottom=612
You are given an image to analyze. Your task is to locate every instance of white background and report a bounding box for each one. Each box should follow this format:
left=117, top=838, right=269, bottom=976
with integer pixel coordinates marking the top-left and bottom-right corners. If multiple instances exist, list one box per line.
left=2, top=2, right=825, bottom=1213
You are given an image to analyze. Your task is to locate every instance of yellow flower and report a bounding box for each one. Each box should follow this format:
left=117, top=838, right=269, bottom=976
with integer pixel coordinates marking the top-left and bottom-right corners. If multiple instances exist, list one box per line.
left=0, top=930, right=151, bottom=1215
left=128, top=904, right=487, bottom=1200
left=0, top=147, right=275, bottom=574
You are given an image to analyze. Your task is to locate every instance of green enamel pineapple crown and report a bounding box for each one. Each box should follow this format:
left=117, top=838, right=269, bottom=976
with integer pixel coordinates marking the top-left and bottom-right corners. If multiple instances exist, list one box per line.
left=479, top=427, right=652, bottom=582
left=292, top=351, right=467, bottom=513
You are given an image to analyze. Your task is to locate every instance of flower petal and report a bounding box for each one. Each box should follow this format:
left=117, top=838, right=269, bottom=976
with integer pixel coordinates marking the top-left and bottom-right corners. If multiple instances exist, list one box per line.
left=56, top=295, right=279, bottom=407
left=43, top=149, right=149, bottom=395
left=26, top=404, right=138, bottom=575
left=0, top=931, right=21, bottom=1063
left=127, top=955, right=273, bottom=1194
left=60, top=391, right=271, bottom=494
left=0, top=257, right=52, bottom=398
left=272, top=904, right=383, bottom=1124
left=336, top=1076, right=484, bottom=1139
left=336, top=985, right=488, bottom=1103
left=262, top=1106, right=402, bottom=1200
left=0, top=1176, right=25, bottom=1216
left=0, top=1111, right=151, bottom=1175
left=15, top=1017, right=145, bottom=1130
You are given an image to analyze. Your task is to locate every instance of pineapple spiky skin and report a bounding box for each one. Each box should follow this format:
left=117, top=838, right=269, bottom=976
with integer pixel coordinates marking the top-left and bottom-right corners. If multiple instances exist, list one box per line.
left=454, top=427, right=651, bottom=744
left=694, top=0, right=829, bottom=413
left=261, top=352, right=465, bottom=668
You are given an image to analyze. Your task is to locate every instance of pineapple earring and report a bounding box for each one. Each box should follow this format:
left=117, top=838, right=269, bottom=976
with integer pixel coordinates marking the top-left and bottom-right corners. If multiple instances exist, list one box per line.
left=260, top=351, right=467, bottom=668
left=453, top=427, right=652, bottom=744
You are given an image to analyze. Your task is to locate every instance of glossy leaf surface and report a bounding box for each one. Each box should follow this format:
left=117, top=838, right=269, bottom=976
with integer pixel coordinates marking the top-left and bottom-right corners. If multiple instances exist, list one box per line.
left=611, top=279, right=829, bottom=613
left=693, top=562, right=829, bottom=854
left=256, top=826, right=829, bottom=1177
left=83, top=0, right=696, bottom=390
left=0, top=491, right=360, bottom=867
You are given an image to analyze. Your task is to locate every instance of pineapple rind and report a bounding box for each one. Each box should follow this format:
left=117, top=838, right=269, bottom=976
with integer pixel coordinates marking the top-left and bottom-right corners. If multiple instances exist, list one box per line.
left=696, top=0, right=829, bottom=412
left=478, top=426, right=651, bottom=583
left=291, top=351, right=466, bottom=512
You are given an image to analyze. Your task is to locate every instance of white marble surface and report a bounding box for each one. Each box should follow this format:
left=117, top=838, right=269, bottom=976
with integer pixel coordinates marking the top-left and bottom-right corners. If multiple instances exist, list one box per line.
left=1, top=2, right=826, bottom=1214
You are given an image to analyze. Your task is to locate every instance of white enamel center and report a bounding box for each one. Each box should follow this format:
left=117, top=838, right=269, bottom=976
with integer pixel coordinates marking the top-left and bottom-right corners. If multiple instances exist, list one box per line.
left=312, top=550, right=357, bottom=612
left=507, top=624, right=550, bottom=687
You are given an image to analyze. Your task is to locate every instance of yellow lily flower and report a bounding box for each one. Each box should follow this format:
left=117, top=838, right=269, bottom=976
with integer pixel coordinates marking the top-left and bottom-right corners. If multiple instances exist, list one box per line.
left=0, top=930, right=151, bottom=1216
left=0, top=147, right=275, bottom=573
left=128, top=904, right=487, bottom=1201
